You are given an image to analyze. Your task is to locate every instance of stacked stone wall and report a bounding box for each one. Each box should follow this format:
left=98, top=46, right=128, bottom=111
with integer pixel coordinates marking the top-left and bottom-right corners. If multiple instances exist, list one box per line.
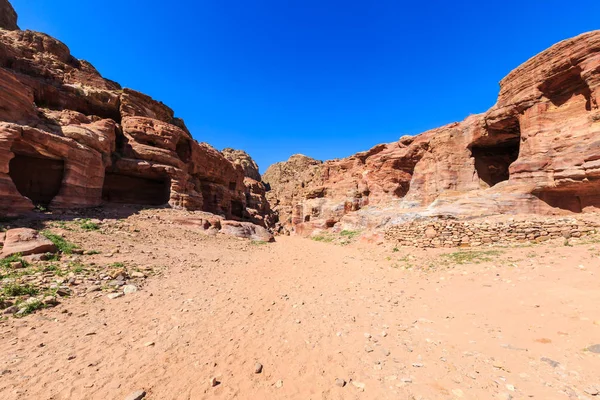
left=385, top=217, right=599, bottom=248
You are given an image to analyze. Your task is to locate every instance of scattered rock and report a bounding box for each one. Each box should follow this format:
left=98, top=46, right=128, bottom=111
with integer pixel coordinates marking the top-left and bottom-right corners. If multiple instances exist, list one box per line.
left=86, top=285, right=102, bottom=293
left=123, top=285, right=138, bottom=295
left=587, top=344, right=600, bottom=354
left=107, top=293, right=124, bottom=300
left=540, top=357, right=560, bottom=368
left=351, top=381, right=365, bottom=391
left=254, top=362, right=263, bottom=374
left=210, top=377, right=219, bottom=387
left=124, top=390, right=146, bottom=400
left=143, top=341, right=155, bottom=347
left=335, top=378, right=346, bottom=387
left=9, top=261, right=23, bottom=269
left=3, top=305, right=19, bottom=315
left=584, top=386, right=600, bottom=396
left=42, top=296, right=58, bottom=306
left=275, top=380, right=283, bottom=388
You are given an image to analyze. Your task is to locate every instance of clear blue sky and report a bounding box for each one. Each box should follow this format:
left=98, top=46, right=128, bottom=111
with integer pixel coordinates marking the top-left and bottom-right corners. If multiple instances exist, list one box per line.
left=12, top=0, right=600, bottom=173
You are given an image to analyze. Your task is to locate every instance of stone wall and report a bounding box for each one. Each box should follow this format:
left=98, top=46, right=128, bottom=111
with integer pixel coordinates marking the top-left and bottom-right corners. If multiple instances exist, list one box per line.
left=384, top=217, right=599, bottom=248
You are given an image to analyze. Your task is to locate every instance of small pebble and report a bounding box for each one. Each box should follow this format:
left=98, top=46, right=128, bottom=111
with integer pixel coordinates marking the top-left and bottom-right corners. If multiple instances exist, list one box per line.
left=254, top=363, right=263, bottom=374
left=335, top=378, right=346, bottom=387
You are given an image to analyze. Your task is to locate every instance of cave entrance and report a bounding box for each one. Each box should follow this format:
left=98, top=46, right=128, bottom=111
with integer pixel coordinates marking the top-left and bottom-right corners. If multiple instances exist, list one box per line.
left=471, top=118, right=521, bottom=187
left=102, top=173, right=170, bottom=205
left=199, top=181, right=221, bottom=214
left=231, top=200, right=244, bottom=219
left=9, top=154, right=64, bottom=207
left=534, top=184, right=600, bottom=213
left=176, top=138, right=192, bottom=163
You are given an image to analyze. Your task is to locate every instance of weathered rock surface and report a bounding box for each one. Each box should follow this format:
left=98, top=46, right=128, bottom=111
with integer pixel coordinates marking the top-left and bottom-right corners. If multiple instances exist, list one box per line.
left=264, top=31, right=600, bottom=234
left=219, top=220, right=274, bottom=242
left=222, top=148, right=261, bottom=181
left=0, top=1, right=269, bottom=230
left=1, top=228, right=57, bottom=257
left=0, top=0, right=18, bottom=31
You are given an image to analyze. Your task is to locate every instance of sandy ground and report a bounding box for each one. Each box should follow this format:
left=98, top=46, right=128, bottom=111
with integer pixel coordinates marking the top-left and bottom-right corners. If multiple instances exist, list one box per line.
left=1, top=209, right=600, bottom=399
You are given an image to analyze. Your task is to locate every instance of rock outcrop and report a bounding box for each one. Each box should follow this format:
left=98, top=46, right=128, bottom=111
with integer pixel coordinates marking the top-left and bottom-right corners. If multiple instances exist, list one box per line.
left=0, top=0, right=18, bottom=31
left=0, top=0, right=269, bottom=225
left=264, top=31, right=600, bottom=234
left=222, top=148, right=261, bottom=181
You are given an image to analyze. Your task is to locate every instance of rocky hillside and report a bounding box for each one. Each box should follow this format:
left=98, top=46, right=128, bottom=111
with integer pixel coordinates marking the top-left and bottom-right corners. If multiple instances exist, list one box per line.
left=264, top=31, right=600, bottom=234
left=0, top=0, right=270, bottom=225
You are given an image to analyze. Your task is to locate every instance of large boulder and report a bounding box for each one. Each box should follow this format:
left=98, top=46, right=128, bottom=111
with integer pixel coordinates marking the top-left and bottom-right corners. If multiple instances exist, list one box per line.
left=220, top=220, right=274, bottom=242
left=1, top=228, right=57, bottom=258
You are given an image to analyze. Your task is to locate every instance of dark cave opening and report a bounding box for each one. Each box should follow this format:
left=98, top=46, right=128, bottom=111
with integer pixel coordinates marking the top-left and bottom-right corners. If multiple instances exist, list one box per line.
left=9, top=153, right=64, bottom=207
left=176, top=138, right=192, bottom=163
left=471, top=139, right=520, bottom=187
left=231, top=200, right=244, bottom=219
left=534, top=185, right=600, bottom=213
left=102, top=173, right=170, bottom=205
left=471, top=118, right=521, bottom=187
left=199, top=181, right=221, bottom=214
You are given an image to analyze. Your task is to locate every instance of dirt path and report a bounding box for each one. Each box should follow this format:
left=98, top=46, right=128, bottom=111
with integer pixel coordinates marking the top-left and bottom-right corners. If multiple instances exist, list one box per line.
left=1, top=213, right=600, bottom=399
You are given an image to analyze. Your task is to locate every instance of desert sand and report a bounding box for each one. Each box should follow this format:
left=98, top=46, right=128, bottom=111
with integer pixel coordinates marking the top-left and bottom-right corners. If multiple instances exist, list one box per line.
left=1, top=209, right=599, bottom=400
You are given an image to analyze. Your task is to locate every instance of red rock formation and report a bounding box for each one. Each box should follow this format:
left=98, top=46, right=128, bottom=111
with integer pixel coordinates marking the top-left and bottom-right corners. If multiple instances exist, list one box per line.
left=0, top=0, right=18, bottom=31
left=0, top=0, right=268, bottom=224
left=264, top=31, right=600, bottom=234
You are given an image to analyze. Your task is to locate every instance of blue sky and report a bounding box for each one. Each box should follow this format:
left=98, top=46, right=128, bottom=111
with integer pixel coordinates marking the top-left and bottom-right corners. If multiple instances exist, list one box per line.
left=12, top=0, right=600, bottom=173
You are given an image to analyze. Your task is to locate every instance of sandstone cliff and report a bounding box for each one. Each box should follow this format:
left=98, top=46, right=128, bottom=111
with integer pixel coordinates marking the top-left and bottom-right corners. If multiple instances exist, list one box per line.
left=264, top=31, right=600, bottom=233
left=0, top=0, right=268, bottom=224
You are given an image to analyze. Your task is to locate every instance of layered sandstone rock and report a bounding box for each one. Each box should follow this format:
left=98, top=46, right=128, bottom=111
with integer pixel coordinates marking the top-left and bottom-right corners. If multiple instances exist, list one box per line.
left=264, top=31, right=600, bottom=234
left=0, top=0, right=268, bottom=225
left=0, top=0, right=18, bottom=31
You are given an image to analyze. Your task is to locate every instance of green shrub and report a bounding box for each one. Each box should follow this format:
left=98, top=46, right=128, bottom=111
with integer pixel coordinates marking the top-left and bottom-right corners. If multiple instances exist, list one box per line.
left=2, top=283, right=39, bottom=297
left=42, top=231, right=78, bottom=254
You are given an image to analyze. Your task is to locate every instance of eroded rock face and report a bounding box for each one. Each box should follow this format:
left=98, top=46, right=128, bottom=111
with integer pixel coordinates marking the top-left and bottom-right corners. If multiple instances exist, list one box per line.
left=0, top=0, right=18, bottom=31
left=222, top=148, right=261, bottom=181
left=0, top=1, right=266, bottom=225
left=264, top=31, right=600, bottom=234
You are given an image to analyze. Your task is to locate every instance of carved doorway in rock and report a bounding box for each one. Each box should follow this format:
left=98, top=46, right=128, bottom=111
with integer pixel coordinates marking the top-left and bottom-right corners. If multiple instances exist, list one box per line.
left=9, top=153, right=64, bottom=207
left=471, top=118, right=521, bottom=187
left=102, top=173, right=170, bottom=205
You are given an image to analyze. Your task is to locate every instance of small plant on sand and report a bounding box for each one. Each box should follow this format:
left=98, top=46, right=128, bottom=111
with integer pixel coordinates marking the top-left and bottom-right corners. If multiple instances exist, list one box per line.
left=250, top=240, right=269, bottom=246
left=392, top=247, right=399, bottom=253
left=442, top=250, right=503, bottom=265
left=340, top=230, right=361, bottom=239
left=312, top=235, right=334, bottom=243
left=15, top=299, right=44, bottom=317
left=110, top=262, right=125, bottom=268
left=42, top=231, right=78, bottom=254
left=68, top=262, right=86, bottom=273
left=563, top=238, right=572, bottom=247
left=0, top=253, right=28, bottom=269
left=78, top=219, right=100, bottom=231
left=2, top=283, right=39, bottom=297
